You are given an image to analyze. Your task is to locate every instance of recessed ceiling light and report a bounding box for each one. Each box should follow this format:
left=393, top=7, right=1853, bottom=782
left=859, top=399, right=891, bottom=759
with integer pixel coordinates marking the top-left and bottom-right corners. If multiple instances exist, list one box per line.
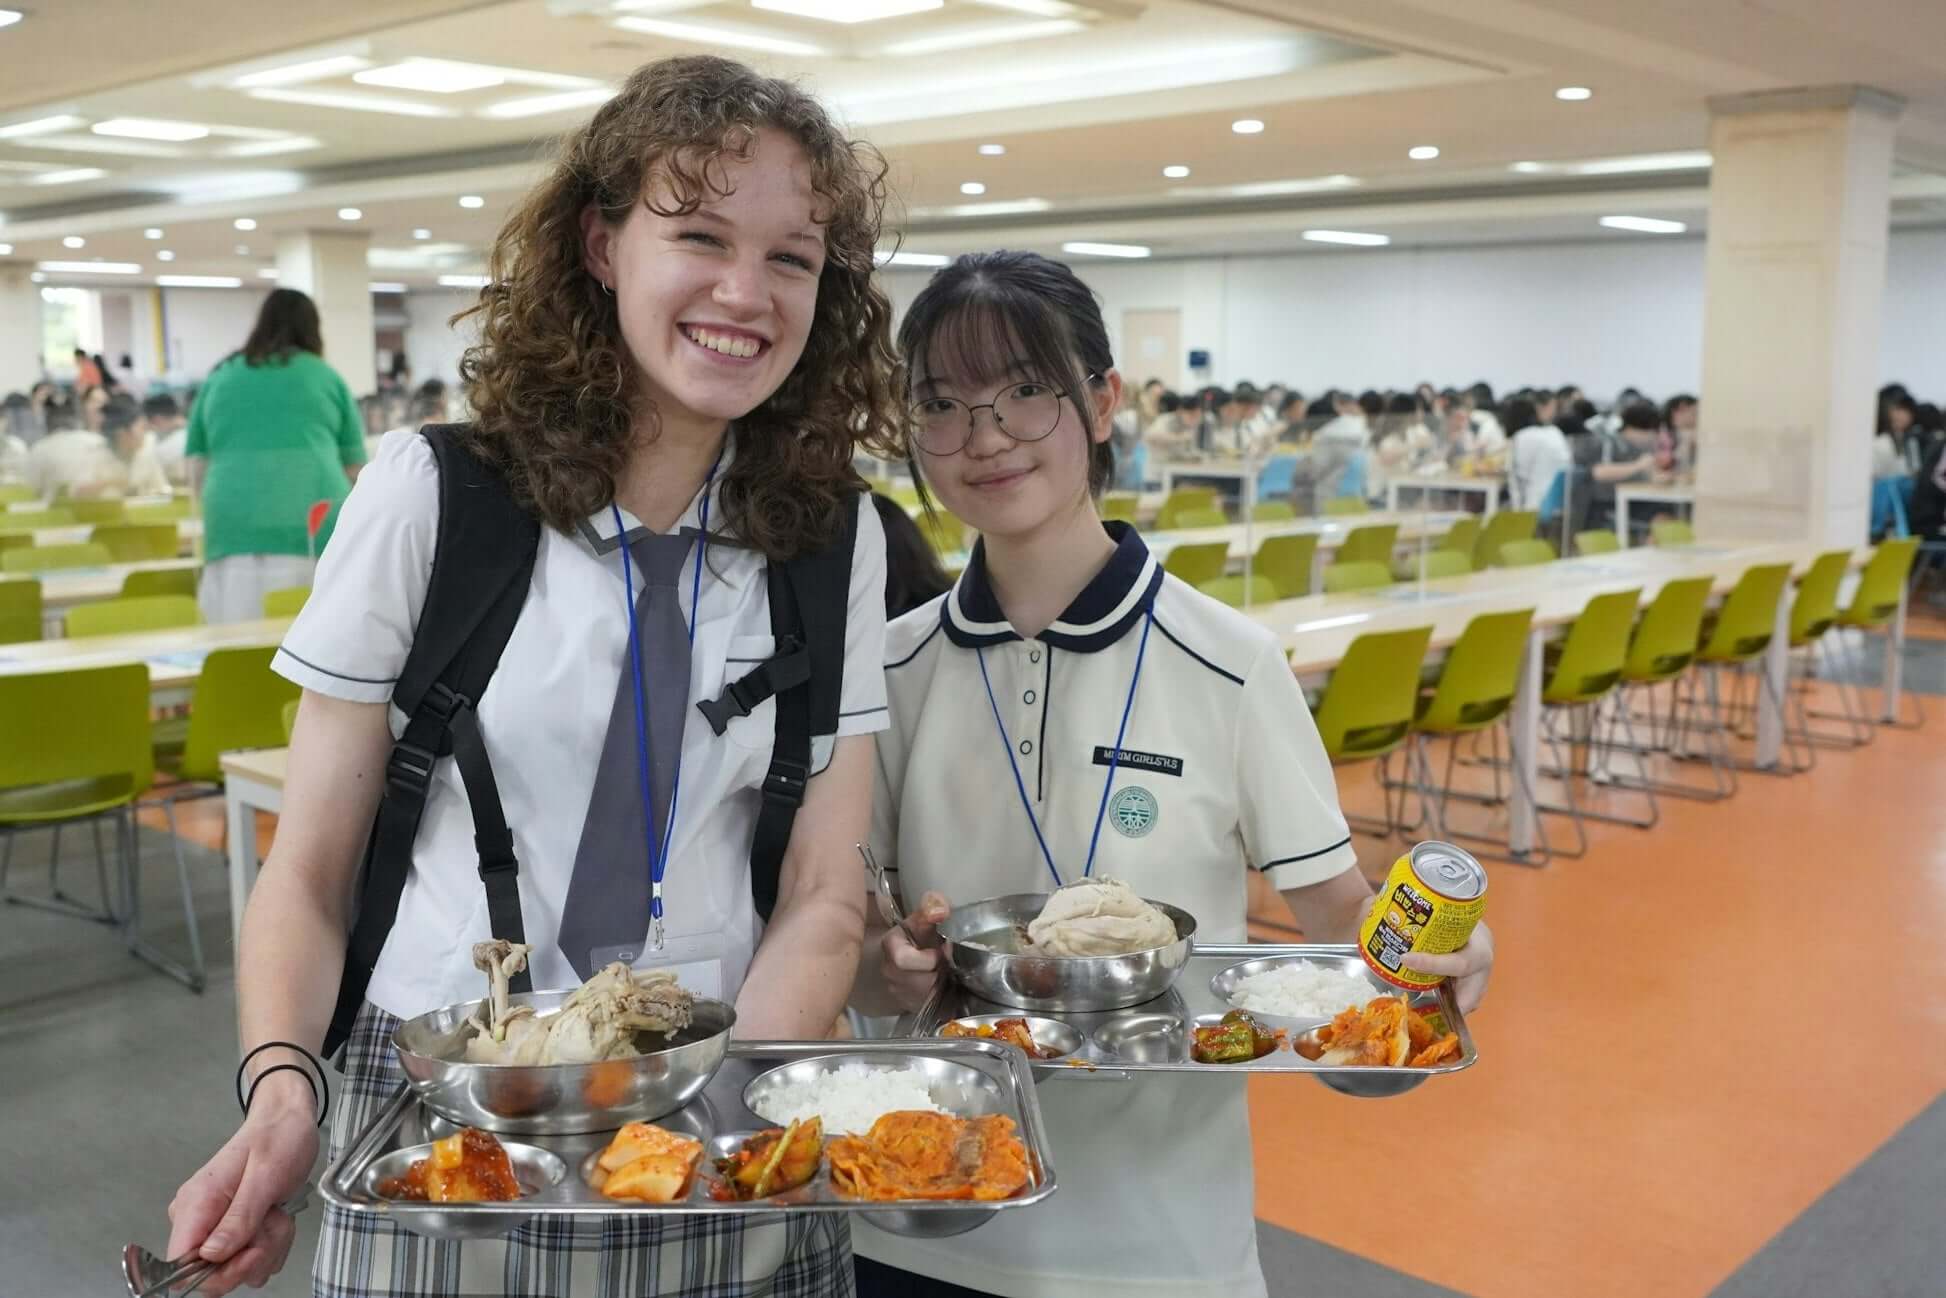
left=611, top=15, right=829, bottom=57
left=37, top=261, right=144, bottom=275
left=257, top=268, right=281, bottom=279
left=1061, top=241, right=1150, bottom=259
left=960, top=181, right=986, bottom=195
left=973, top=0, right=1078, bottom=14
left=920, top=197, right=1053, bottom=219
left=369, top=281, right=408, bottom=293
left=354, top=58, right=507, bottom=94
left=233, top=217, right=257, bottom=231
left=0, top=115, right=86, bottom=139
left=437, top=273, right=492, bottom=288
left=1162, top=164, right=1190, bottom=179
left=751, top=0, right=943, bottom=23
left=229, top=54, right=373, bottom=89
left=144, top=228, right=164, bottom=239
left=1599, top=215, right=1687, bottom=234
left=879, top=18, right=1080, bottom=54
left=0, top=9, right=25, bottom=28
left=978, top=143, right=1006, bottom=156
left=412, top=228, right=432, bottom=239
left=28, top=167, right=107, bottom=186
left=458, top=195, right=486, bottom=209
left=30, top=272, right=45, bottom=283
left=224, top=136, right=323, bottom=158
left=235, top=244, right=252, bottom=255
left=873, top=250, right=951, bottom=267
left=1572, top=151, right=1712, bottom=175
left=1303, top=229, right=1390, bottom=247
left=479, top=87, right=616, bottom=119
left=1555, top=86, right=1593, bottom=101
left=338, top=207, right=363, bottom=221
left=1168, top=173, right=1360, bottom=199
left=246, top=88, right=460, bottom=119
left=1231, top=118, right=1265, bottom=135
left=1408, top=145, right=1440, bottom=161
left=1510, top=160, right=1546, bottom=173
left=0, top=244, right=11, bottom=256
left=156, top=250, right=175, bottom=261
left=158, top=275, right=244, bottom=288
left=92, top=118, right=211, bottom=142
left=62, top=236, right=85, bottom=248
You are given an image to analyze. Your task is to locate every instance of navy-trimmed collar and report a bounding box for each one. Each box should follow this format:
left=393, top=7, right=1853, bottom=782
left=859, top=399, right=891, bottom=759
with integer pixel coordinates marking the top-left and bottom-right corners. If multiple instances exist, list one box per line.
left=942, top=520, right=1162, bottom=652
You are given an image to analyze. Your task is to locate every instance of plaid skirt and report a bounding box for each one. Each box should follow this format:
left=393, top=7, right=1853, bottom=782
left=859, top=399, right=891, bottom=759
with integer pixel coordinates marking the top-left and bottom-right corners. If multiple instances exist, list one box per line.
left=315, top=1003, right=855, bottom=1298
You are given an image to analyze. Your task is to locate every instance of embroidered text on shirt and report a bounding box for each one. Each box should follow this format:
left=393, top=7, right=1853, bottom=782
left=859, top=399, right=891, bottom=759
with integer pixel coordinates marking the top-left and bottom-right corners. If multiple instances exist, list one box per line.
left=1092, top=746, right=1183, bottom=777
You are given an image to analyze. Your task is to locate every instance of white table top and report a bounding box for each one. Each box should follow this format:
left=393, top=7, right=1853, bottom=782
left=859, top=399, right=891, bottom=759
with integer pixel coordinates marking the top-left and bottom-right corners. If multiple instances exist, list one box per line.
left=0, top=616, right=290, bottom=689
left=1158, top=460, right=1255, bottom=484
left=220, top=745, right=288, bottom=790
left=26, top=518, right=203, bottom=550
left=1615, top=484, right=1698, bottom=506
left=2, top=557, right=203, bottom=610
left=1388, top=473, right=1504, bottom=494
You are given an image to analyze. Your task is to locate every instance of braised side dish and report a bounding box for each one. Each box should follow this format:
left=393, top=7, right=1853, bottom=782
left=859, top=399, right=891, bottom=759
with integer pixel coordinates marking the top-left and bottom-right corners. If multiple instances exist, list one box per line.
left=592, top=1121, right=705, bottom=1203
left=940, top=1018, right=1059, bottom=1060
left=1191, top=1010, right=1282, bottom=1064
left=1292, top=995, right=1462, bottom=1068
left=378, top=1129, right=520, bottom=1203
left=710, top=1118, right=823, bottom=1201
left=828, top=1111, right=1031, bottom=1202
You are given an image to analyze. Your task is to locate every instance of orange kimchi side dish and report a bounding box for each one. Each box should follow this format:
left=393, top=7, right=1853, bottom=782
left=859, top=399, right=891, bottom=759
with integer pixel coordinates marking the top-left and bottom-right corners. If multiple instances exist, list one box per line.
left=378, top=1129, right=521, bottom=1203
left=940, top=1018, right=1057, bottom=1060
left=827, top=1111, right=1032, bottom=1202
left=1292, top=996, right=1462, bottom=1069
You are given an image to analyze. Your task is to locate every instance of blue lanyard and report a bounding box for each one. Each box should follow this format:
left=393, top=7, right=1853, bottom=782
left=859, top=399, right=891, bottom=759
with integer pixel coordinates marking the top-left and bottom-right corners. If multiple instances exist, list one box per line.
left=976, top=610, right=1154, bottom=888
left=610, top=449, right=720, bottom=953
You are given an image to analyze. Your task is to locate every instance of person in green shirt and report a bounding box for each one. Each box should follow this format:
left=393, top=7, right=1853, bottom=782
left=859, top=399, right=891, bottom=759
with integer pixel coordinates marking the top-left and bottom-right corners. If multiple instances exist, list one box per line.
left=184, top=288, right=367, bottom=622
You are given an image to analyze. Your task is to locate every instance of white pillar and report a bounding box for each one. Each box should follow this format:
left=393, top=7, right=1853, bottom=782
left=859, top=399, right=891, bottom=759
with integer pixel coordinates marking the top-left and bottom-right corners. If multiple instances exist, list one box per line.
left=0, top=260, right=43, bottom=393
left=274, top=230, right=374, bottom=396
left=1694, top=86, right=1903, bottom=548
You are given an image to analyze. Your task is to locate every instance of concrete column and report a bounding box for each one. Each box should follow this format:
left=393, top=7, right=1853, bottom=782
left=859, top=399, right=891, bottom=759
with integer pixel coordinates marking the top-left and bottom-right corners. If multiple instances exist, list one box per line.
left=1694, top=86, right=1903, bottom=548
left=274, top=230, right=374, bottom=395
left=0, top=260, right=43, bottom=393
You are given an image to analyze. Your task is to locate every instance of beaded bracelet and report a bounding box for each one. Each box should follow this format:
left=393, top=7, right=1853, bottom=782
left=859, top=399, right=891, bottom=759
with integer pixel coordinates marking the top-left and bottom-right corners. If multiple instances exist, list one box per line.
left=235, top=1040, right=330, bottom=1128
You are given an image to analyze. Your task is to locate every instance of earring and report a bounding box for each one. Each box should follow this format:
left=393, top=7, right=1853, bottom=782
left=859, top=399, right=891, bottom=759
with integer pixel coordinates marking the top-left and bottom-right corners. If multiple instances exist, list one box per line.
left=600, top=280, right=614, bottom=296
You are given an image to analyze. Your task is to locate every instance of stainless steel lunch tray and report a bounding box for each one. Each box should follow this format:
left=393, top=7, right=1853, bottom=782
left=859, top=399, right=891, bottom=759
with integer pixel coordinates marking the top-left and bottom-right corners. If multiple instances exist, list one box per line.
left=321, top=1039, right=1057, bottom=1241
left=907, top=944, right=1477, bottom=1096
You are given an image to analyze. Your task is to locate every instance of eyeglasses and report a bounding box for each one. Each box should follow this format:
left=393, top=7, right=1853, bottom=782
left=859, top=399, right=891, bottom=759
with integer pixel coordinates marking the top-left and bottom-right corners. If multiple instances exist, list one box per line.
left=907, top=378, right=1092, bottom=456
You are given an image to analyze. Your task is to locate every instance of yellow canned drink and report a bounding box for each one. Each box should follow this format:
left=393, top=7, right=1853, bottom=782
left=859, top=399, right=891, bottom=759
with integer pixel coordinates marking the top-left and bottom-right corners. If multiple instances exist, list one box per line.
left=1359, top=841, right=1487, bottom=991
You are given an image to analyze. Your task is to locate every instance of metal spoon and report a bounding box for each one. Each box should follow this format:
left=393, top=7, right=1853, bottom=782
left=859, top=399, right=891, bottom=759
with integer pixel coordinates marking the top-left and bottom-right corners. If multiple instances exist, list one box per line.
left=123, top=1188, right=311, bottom=1298
left=857, top=842, right=942, bottom=950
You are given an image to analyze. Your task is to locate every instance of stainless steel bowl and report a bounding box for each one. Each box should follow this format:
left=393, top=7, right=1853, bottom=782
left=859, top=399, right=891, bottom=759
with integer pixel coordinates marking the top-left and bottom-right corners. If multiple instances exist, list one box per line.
left=363, top=1139, right=567, bottom=1240
left=393, top=992, right=736, bottom=1135
left=1090, top=1013, right=1186, bottom=1065
left=741, top=1052, right=1015, bottom=1239
left=1206, top=952, right=1390, bottom=1035
left=936, top=1014, right=1084, bottom=1066
left=938, top=892, right=1197, bottom=1013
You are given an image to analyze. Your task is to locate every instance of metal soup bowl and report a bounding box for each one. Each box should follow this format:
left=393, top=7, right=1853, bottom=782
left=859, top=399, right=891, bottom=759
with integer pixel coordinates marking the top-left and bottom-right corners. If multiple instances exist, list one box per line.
left=938, top=893, right=1197, bottom=1013
left=393, top=992, right=736, bottom=1135
left=363, top=1140, right=567, bottom=1241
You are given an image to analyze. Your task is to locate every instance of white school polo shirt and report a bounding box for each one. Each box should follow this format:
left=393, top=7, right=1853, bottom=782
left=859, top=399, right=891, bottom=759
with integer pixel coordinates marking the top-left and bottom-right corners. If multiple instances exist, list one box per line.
left=273, top=429, right=889, bottom=1018
left=858, top=521, right=1356, bottom=1298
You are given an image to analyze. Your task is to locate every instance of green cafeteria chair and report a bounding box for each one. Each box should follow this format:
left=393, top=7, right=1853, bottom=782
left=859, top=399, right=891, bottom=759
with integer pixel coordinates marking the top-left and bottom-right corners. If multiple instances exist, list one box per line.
left=1498, top=538, right=1558, bottom=568
left=917, top=511, right=966, bottom=554
left=0, top=664, right=189, bottom=984
left=1812, top=537, right=1922, bottom=731
left=1322, top=560, right=1392, bottom=594
left=281, top=697, right=301, bottom=742
left=1, top=542, right=114, bottom=573
left=1310, top=624, right=1435, bottom=837
left=0, top=579, right=41, bottom=644
left=1251, top=500, right=1296, bottom=523
left=1394, top=549, right=1473, bottom=582
left=66, top=499, right=127, bottom=526
left=1100, top=494, right=1140, bottom=524
left=263, top=586, right=311, bottom=618
left=1775, top=550, right=1862, bottom=759
left=1198, top=575, right=1278, bottom=608
left=1322, top=497, right=1367, bottom=516
left=1169, top=507, right=1229, bottom=531
left=1336, top=523, right=1399, bottom=566
left=0, top=508, right=77, bottom=531
left=1163, top=541, right=1230, bottom=590
left=125, top=499, right=194, bottom=525
left=0, top=533, right=29, bottom=555
left=123, top=568, right=199, bottom=600
left=1588, top=576, right=1714, bottom=799
left=1156, top=488, right=1219, bottom=531
left=1472, top=511, right=1537, bottom=571
left=64, top=595, right=201, bottom=639
left=1438, top=515, right=1481, bottom=556
left=0, top=484, right=37, bottom=505
left=1536, top=588, right=1647, bottom=855
left=150, top=647, right=303, bottom=992
left=1651, top=519, right=1696, bottom=546
left=1252, top=533, right=1318, bottom=599
left=1575, top=529, right=1621, bottom=555
left=90, top=523, right=178, bottom=563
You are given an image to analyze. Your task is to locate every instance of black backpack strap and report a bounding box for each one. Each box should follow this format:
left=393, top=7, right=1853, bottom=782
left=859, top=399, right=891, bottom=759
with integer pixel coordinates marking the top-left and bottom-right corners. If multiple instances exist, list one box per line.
left=324, top=424, right=540, bottom=1059
left=740, top=492, right=861, bottom=920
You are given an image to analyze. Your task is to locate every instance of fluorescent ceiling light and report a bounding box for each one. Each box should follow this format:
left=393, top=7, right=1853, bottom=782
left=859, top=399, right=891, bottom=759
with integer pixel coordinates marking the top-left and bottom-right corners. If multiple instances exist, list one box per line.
left=960, top=181, right=986, bottom=195
left=874, top=250, right=950, bottom=267
left=224, top=136, right=323, bottom=158
left=969, top=0, right=1077, bottom=14
left=1166, top=173, right=1358, bottom=200
left=229, top=53, right=372, bottom=88
left=0, top=244, right=11, bottom=255
left=158, top=275, right=244, bottom=288
left=26, top=167, right=105, bottom=185
left=1062, top=241, right=1149, bottom=259
left=354, top=58, right=507, bottom=94
left=38, top=261, right=143, bottom=274
left=438, top=274, right=491, bottom=288
left=0, top=9, right=24, bottom=28
left=1408, top=145, right=1440, bottom=160
left=920, top=196, right=1052, bottom=218
left=458, top=194, right=486, bottom=208
left=0, top=114, right=86, bottom=139
left=247, top=88, right=460, bottom=118
left=62, top=236, right=85, bottom=248
left=479, top=87, right=616, bottom=119
left=144, top=228, right=163, bottom=239
left=612, top=16, right=828, bottom=56
left=1555, top=86, right=1593, bottom=101
left=1231, top=118, right=1264, bottom=135
left=92, top=118, right=210, bottom=141
left=978, top=143, right=1006, bottom=156
left=1599, top=215, right=1686, bottom=234
left=15, top=134, right=187, bottom=158
left=1572, top=151, right=1711, bottom=175
left=233, top=217, right=257, bottom=230
left=30, top=273, right=45, bottom=283
left=338, top=207, right=363, bottom=221
left=752, top=0, right=942, bottom=21
left=369, top=282, right=407, bottom=293
left=1162, top=164, right=1190, bottom=179
left=880, top=19, right=1080, bottom=54
left=156, top=250, right=175, bottom=261
left=1509, top=160, right=1545, bottom=173
left=258, top=268, right=281, bottom=278
left=235, top=244, right=252, bottom=255
left=412, top=228, right=432, bottom=239
left=1303, top=229, right=1390, bottom=247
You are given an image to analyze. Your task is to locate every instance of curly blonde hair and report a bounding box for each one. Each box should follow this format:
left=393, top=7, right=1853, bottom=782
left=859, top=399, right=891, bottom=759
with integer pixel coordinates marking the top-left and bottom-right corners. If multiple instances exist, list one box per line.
left=456, top=56, right=902, bottom=558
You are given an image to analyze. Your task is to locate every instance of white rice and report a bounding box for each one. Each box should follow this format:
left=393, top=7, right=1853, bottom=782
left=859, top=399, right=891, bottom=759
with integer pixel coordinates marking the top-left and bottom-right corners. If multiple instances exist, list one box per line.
left=753, top=1063, right=945, bottom=1136
left=1228, top=961, right=1376, bottom=1020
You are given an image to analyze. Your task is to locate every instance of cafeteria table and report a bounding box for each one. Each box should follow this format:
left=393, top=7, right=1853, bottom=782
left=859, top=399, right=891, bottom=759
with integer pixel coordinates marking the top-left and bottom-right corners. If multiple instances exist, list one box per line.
left=220, top=746, right=287, bottom=960
left=2, top=557, right=204, bottom=634
left=1387, top=473, right=1504, bottom=517
left=1613, top=484, right=1696, bottom=545
left=26, top=517, right=203, bottom=554
left=0, top=616, right=291, bottom=703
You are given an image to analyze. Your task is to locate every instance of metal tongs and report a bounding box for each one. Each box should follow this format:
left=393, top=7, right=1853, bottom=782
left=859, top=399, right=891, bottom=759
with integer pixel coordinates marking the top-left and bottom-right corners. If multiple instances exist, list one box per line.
left=858, top=842, right=942, bottom=950
left=122, top=1188, right=312, bottom=1297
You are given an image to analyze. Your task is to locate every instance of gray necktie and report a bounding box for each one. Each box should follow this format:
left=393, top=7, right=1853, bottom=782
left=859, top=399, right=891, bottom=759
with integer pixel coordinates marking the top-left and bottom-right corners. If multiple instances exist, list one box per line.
left=558, top=529, right=698, bottom=979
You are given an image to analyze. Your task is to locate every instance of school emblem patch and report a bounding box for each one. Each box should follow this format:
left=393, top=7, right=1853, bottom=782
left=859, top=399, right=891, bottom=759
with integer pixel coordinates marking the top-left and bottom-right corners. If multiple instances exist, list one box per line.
left=1109, top=786, right=1159, bottom=838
